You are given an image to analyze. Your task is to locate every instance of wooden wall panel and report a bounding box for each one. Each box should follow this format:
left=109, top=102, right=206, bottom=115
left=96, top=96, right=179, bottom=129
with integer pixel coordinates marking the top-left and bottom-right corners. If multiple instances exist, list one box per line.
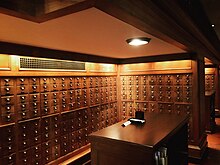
left=0, top=54, right=11, bottom=70
left=0, top=75, right=118, bottom=165
left=0, top=54, right=117, bottom=77
left=119, top=58, right=208, bottom=162
left=119, top=74, right=193, bottom=139
left=120, top=60, right=192, bottom=73
left=0, top=53, right=209, bottom=163
left=0, top=54, right=118, bottom=165
left=86, top=62, right=117, bottom=73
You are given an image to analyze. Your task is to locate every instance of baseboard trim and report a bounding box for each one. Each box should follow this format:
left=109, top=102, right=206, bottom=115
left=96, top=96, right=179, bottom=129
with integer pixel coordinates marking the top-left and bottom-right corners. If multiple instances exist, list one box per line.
left=188, top=139, right=208, bottom=163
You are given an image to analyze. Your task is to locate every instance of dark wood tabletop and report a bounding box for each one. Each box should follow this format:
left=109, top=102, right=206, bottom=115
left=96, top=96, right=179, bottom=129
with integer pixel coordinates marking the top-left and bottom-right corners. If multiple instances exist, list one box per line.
left=89, top=113, right=189, bottom=149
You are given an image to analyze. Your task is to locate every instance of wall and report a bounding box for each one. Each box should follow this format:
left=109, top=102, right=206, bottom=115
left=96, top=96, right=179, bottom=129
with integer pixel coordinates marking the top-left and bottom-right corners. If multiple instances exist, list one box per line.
left=118, top=59, right=207, bottom=161
left=0, top=54, right=118, bottom=164
left=0, top=54, right=208, bottom=163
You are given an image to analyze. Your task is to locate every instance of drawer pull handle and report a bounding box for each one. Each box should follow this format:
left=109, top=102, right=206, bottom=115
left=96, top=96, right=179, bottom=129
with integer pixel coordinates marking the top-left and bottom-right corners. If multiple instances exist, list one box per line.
left=4, top=79, right=10, bottom=83
left=5, top=87, right=10, bottom=91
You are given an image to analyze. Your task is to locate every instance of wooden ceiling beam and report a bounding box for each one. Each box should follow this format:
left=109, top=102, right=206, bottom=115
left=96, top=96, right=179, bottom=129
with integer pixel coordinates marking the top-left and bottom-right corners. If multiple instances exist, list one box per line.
left=152, top=0, right=220, bottom=63
left=95, top=0, right=191, bottom=51
left=0, top=0, right=95, bottom=23
left=36, top=0, right=95, bottom=22
left=94, top=0, right=220, bottom=64
left=118, top=52, right=194, bottom=64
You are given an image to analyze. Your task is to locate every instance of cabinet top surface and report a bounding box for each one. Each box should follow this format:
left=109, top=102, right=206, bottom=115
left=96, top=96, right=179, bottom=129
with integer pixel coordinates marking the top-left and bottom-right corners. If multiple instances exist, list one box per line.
left=89, top=113, right=188, bottom=149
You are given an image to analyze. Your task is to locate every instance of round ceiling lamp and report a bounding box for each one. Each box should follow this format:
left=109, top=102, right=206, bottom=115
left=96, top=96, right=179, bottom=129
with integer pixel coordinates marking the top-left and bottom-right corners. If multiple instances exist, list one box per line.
left=126, top=37, right=151, bottom=46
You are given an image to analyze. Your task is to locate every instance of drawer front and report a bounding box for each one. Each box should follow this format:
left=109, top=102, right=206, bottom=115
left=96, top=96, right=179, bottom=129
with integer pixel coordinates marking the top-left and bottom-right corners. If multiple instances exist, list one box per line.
left=1, top=78, right=14, bottom=86
left=29, top=85, right=40, bottom=93
left=17, top=94, right=29, bottom=104
left=50, top=77, right=60, bottom=84
left=29, top=93, right=40, bottom=102
left=173, top=74, right=183, bottom=85
left=29, top=102, right=41, bottom=117
left=41, top=92, right=50, bottom=101
left=182, top=74, right=192, bottom=85
left=81, top=77, right=87, bottom=89
left=17, top=78, right=29, bottom=86
left=0, top=86, right=15, bottom=95
left=40, top=78, right=50, bottom=85
left=60, top=135, right=70, bottom=156
left=1, top=96, right=15, bottom=105
left=0, top=114, right=16, bottom=124
left=18, top=148, right=31, bottom=162
left=17, top=103, right=29, bottom=112
left=29, top=77, right=40, bottom=85
left=51, top=83, right=60, bottom=91
left=0, top=153, right=16, bottom=165
left=60, top=83, right=68, bottom=91
left=40, top=84, right=50, bottom=92
left=16, top=85, right=29, bottom=94
left=149, top=75, right=157, bottom=85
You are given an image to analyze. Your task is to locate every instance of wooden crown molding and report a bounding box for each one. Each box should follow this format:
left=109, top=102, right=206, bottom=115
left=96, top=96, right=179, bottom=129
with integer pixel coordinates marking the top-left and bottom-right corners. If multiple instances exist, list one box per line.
left=0, top=41, right=119, bottom=64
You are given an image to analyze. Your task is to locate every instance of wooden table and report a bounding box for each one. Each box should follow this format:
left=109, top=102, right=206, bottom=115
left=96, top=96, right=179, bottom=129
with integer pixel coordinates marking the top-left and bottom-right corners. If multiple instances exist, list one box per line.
left=89, top=113, right=189, bottom=165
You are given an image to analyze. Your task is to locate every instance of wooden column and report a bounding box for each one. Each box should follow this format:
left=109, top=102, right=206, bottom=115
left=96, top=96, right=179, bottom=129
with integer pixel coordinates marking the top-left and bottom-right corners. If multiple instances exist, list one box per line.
left=189, top=55, right=208, bottom=162
left=215, top=67, right=220, bottom=109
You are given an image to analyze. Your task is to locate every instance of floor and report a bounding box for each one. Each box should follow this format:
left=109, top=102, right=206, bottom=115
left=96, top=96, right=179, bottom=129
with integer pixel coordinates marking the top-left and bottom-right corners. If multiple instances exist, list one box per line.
left=189, top=117, right=220, bottom=165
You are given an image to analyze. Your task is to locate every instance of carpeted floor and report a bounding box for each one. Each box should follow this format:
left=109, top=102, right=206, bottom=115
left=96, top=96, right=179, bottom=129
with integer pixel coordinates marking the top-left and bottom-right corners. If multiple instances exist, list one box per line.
left=189, top=117, right=220, bottom=165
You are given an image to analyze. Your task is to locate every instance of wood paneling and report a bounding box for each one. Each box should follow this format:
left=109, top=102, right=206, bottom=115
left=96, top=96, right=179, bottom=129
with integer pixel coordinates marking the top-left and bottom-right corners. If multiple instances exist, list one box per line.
left=120, top=60, right=192, bottom=73
left=0, top=54, right=119, bottom=165
left=119, top=58, right=208, bottom=162
left=0, top=0, right=95, bottom=22
left=0, top=42, right=119, bottom=64
left=0, top=52, right=211, bottom=163
left=0, top=54, right=118, bottom=77
left=0, top=75, right=118, bottom=165
left=119, top=53, right=193, bottom=64
left=0, top=54, right=11, bottom=70
left=87, top=63, right=117, bottom=73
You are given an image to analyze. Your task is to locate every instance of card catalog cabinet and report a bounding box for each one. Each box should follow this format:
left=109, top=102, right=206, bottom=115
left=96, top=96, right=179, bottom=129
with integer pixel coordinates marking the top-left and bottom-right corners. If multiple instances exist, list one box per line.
left=205, top=74, right=215, bottom=91
left=0, top=76, right=118, bottom=165
left=120, top=74, right=193, bottom=141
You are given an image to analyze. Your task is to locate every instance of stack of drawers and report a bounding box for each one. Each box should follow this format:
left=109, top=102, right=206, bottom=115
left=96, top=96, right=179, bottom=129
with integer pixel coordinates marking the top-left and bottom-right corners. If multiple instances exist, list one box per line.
left=0, top=124, right=16, bottom=164
left=0, top=76, right=118, bottom=164
left=89, top=76, right=118, bottom=132
left=90, top=102, right=118, bottom=132
left=0, top=79, right=16, bottom=124
left=120, top=74, right=193, bottom=140
left=17, top=119, right=41, bottom=165
left=205, top=74, right=215, bottom=91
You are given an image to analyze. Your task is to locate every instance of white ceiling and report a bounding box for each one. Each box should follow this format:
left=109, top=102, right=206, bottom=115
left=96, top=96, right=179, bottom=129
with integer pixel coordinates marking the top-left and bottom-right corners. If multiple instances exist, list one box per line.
left=0, top=7, right=185, bottom=59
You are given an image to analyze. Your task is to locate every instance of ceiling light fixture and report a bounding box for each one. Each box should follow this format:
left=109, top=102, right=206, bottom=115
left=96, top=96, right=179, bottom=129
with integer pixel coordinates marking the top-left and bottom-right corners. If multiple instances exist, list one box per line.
left=126, top=37, right=151, bottom=46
